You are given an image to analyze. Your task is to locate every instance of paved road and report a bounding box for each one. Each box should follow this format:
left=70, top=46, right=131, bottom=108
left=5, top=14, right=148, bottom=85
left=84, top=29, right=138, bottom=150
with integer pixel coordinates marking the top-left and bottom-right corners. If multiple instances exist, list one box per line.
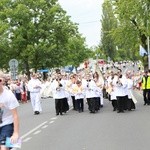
left=17, top=90, right=150, bottom=150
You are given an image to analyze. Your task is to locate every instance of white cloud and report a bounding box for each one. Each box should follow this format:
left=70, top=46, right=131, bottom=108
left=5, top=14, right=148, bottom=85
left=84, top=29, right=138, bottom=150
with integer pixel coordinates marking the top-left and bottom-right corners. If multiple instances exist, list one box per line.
left=58, top=0, right=104, bottom=47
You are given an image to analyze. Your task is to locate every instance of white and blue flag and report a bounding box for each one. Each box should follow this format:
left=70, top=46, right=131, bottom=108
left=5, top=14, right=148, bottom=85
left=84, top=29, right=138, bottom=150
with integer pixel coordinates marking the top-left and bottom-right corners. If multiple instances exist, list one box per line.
left=139, top=45, right=147, bottom=56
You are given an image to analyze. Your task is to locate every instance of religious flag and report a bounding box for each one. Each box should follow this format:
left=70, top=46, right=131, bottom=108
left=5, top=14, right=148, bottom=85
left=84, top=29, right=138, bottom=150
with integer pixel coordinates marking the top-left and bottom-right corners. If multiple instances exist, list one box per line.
left=139, top=45, right=147, bottom=56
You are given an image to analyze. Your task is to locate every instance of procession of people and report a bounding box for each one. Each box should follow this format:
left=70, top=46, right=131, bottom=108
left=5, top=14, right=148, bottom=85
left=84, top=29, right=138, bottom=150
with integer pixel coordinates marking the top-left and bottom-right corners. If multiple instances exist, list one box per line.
left=0, top=60, right=146, bottom=118
left=0, top=59, right=147, bottom=149
left=41, top=60, right=143, bottom=115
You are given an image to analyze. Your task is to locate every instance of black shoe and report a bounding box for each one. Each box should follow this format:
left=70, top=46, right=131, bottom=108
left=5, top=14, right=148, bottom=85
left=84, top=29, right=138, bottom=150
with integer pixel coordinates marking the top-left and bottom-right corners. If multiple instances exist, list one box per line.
left=90, top=110, right=95, bottom=113
left=34, top=111, right=40, bottom=115
left=60, top=113, right=63, bottom=115
left=113, top=108, right=116, bottom=111
left=56, top=113, right=59, bottom=116
left=117, top=110, right=124, bottom=113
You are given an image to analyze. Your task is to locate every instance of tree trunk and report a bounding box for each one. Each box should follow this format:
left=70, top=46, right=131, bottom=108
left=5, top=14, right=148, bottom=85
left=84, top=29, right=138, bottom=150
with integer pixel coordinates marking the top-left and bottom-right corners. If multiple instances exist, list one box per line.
left=24, top=60, right=30, bottom=80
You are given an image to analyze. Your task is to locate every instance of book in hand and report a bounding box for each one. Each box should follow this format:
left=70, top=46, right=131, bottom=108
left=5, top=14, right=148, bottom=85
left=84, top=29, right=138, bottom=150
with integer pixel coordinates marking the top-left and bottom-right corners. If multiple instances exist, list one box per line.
left=5, top=137, right=22, bottom=149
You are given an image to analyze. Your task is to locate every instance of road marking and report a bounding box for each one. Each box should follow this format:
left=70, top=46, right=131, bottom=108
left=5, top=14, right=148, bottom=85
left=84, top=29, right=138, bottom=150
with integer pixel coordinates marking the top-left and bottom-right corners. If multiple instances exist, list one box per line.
left=42, top=125, right=48, bottom=129
left=23, top=137, right=32, bottom=142
left=51, top=117, right=57, bottom=120
left=21, top=121, right=48, bottom=139
left=20, top=116, right=57, bottom=141
left=33, top=130, right=41, bottom=135
left=49, top=120, right=54, bottom=124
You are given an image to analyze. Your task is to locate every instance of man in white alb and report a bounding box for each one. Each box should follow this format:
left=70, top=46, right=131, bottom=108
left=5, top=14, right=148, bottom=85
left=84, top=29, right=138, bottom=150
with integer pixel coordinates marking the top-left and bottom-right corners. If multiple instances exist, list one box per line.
left=28, top=74, right=42, bottom=115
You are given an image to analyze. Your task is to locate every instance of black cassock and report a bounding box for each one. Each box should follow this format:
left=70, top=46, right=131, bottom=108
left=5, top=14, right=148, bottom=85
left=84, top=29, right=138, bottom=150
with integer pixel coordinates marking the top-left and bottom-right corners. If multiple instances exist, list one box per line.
left=55, top=98, right=69, bottom=115
left=87, top=97, right=100, bottom=113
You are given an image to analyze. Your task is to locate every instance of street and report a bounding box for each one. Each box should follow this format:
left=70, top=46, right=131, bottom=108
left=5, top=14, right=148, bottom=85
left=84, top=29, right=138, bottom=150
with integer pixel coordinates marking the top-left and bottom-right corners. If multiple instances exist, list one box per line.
left=18, top=90, right=150, bottom=150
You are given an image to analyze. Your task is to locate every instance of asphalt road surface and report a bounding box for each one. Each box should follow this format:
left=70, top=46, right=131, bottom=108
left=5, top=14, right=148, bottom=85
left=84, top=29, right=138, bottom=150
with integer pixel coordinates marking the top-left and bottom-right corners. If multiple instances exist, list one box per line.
left=15, top=90, right=150, bottom=150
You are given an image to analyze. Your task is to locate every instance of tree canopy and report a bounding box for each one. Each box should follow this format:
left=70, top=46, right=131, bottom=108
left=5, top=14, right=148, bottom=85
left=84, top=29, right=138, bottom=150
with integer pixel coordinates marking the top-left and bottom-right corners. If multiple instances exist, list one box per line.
left=0, top=0, right=91, bottom=77
left=100, top=0, right=150, bottom=68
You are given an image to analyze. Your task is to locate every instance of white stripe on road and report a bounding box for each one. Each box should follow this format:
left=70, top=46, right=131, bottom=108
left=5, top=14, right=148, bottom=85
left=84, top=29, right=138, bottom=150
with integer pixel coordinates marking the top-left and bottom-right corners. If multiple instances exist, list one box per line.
left=33, top=130, right=41, bottom=135
left=49, top=120, right=54, bottom=124
left=42, top=125, right=48, bottom=129
left=21, top=121, right=48, bottom=139
left=23, top=137, right=32, bottom=142
left=50, top=117, right=57, bottom=120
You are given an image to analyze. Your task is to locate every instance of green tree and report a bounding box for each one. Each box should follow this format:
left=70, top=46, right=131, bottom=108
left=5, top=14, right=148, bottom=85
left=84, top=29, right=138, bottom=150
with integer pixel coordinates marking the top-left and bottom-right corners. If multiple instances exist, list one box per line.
left=66, top=35, right=92, bottom=67
left=100, top=0, right=118, bottom=61
left=110, top=0, right=150, bottom=68
left=0, top=0, right=89, bottom=78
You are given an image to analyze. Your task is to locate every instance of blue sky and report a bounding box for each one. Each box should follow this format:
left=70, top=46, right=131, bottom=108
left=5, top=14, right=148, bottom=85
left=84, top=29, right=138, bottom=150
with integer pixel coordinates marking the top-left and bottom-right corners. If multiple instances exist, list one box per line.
left=58, top=0, right=104, bottom=48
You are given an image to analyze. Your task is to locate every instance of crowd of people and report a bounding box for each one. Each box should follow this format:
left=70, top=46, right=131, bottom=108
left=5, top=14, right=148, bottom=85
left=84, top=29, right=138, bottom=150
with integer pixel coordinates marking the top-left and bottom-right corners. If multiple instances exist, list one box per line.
left=36, top=60, right=144, bottom=115
left=0, top=60, right=145, bottom=117
left=0, top=60, right=148, bottom=149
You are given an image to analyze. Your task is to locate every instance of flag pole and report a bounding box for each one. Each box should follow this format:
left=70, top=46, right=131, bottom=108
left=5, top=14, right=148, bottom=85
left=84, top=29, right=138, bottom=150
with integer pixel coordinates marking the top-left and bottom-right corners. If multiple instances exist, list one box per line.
left=148, top=36, right=150, bottom=69
left=146, top=3, right=150, bottom=69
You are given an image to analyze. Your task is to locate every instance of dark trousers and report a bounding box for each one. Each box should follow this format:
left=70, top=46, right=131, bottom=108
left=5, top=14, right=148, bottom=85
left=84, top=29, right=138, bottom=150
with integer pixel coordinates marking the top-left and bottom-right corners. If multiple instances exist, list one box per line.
left=103, top=88, right=108, bottom=99
left=127, top=98, right=136, bottom=110
left=77, top=99, right=84, bottom=112
left=63, top=98, right=69, bottom=112
left=15, top=93, right=21, bottom=101
left=112, top=100, right=118, bottom=110
left=27, top=91, right=30, bottom=100
left=117, top=96, right=125, bottom=112
left=143, top=89, right=150, bottom=104
left=95, top=97, right=100, bottom=110
left=88, top=98, right=98, bottom=113
left=55, top=99, right=64, bottom=114
left=123, top=95, right=128, bottom=110
left=71, top=96, right=77, bottom=110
